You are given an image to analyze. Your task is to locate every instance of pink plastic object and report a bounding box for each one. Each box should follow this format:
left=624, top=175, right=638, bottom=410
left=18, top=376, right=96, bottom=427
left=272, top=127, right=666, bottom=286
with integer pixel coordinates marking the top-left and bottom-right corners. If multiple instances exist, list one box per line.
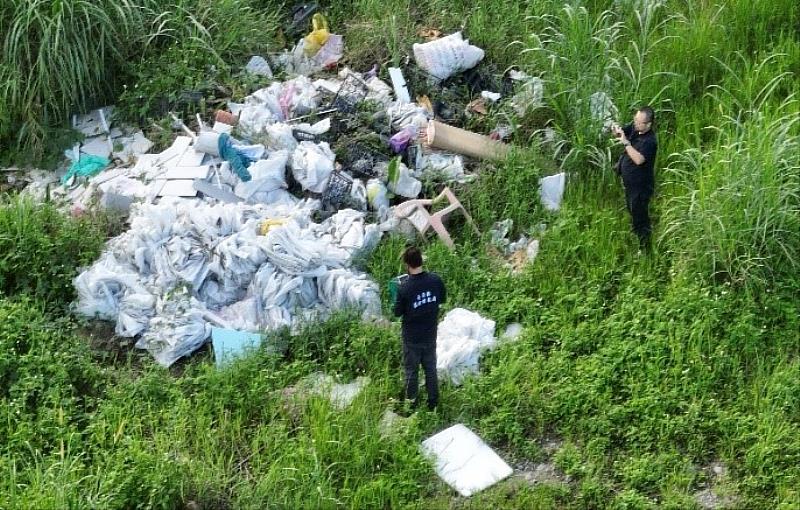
left=393, top=187, right=480, bottom=249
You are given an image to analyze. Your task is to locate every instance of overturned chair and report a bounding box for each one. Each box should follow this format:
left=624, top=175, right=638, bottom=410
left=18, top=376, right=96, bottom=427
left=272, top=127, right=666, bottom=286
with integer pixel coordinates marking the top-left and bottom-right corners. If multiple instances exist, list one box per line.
left=392, top=187, right=480, bottom=249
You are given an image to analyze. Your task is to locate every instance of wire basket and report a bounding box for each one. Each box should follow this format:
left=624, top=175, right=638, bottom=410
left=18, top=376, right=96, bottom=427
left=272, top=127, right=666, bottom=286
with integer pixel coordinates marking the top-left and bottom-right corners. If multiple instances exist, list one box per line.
left=322, top=169, right=353, bottom=208
left=342, top=144, right=388, bottom=179
left=329, top=72, right=369, bottom=113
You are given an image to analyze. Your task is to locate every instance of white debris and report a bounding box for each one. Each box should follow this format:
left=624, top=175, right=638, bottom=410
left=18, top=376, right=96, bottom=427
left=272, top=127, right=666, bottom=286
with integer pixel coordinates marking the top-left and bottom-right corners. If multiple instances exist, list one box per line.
left=299, top=372, right=370, bottom=409
left=539, top=172, right=566, bottom=211
left=416, top=152, right=472, bottom=183
left=589, top=91, right=619, bottom=130
left=480, top=91, right=501, bottom=102
left=436, top=308, right=496, bottom=385
left=245, top=55, right=273, bottom=77
left=73, top=200, right=383, bottom=366
left=413, top=32, right=485, bottom=82
left=421, top=424, right=513, bottom=497
left=509, top=71, right=544, bottom=116
left=291, top=141, right=335, bottom=193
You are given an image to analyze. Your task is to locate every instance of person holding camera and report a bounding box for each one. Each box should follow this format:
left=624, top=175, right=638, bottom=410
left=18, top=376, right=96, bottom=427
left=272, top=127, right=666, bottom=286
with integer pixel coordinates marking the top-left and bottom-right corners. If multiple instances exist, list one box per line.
left=611, top=106, right=658, bottom=250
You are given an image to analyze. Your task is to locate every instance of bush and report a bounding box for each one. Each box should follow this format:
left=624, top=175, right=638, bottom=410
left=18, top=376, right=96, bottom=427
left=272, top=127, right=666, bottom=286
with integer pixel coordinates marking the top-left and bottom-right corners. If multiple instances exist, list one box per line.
left=0, top=197, right=108, bottom=307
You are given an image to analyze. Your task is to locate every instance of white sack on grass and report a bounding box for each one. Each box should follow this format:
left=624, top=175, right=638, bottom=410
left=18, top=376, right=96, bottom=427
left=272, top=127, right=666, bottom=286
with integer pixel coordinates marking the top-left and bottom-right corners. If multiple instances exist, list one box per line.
left=291, top=141, right=335, bottom=193
left=73, top=253, right=139, bottom=320
left=421, top=424, right=513, bottom=497
left=299, top=372, right=370, bottom=410
left=317, top=269, right=381, bottom=319
left=413, top=32, right=485, bottom=82
left=136, top=289, right=211, bottom=367
left=436, top=308, right=496, bottom=385
left=539, top=172, right=566, bottom=211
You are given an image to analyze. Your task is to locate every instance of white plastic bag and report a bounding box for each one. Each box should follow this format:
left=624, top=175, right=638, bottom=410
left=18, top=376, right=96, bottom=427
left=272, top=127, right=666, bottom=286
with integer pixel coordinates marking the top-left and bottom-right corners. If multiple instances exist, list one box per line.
left=366, top=179, right=389, bottom=212
left=291, top=141, right=335, bottom=193
left=539, top=172, right=566, bottom=211
left=235, top=150, right=289, bottom=202
left=436, top=308, right=496, bottom=384
left=413, top=32, right=485, bottom=82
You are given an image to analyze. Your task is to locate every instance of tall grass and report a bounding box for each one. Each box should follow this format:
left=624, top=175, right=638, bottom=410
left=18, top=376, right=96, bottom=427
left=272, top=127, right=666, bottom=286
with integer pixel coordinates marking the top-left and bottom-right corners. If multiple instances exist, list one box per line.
left=0, top=0, right=279, bottom=162
left=661, top=55, right=800, bottom=289
left=0, top=0, right=142, bottom=159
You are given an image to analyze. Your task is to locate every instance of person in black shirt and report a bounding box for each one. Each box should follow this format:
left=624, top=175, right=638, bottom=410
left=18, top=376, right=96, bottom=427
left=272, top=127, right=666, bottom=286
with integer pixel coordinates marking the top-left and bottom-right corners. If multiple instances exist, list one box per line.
left=611, top=106, right=658, bottom=249
left=392, top=246, right=446, bottom=410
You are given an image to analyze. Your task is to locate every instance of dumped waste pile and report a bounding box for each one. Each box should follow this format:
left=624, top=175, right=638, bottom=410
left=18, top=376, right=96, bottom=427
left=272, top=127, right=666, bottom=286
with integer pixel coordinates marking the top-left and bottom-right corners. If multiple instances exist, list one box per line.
left=25, top=16, right=577, bottom=368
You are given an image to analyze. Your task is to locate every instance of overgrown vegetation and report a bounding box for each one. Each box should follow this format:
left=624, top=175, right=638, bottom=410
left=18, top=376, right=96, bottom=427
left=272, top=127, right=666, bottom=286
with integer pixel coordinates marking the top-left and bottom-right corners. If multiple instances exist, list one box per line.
left=1, top=0, right=799, bottom=508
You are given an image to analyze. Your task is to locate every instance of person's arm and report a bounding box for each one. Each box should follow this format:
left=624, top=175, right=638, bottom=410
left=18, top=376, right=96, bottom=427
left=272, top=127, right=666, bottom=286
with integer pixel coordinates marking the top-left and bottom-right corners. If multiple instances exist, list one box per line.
left=619, top=131, right=655, bottom=166
left=438, top=278, right=447, bottom=306
left=620, top=140, right=646, bottom=166
left=393, top=286, right=406, bottom=317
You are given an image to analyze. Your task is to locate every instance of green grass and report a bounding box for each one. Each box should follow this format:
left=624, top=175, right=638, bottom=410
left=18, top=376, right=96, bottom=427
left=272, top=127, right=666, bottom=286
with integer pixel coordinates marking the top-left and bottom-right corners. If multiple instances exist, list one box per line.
left=1, top=0, right=799, bottom=508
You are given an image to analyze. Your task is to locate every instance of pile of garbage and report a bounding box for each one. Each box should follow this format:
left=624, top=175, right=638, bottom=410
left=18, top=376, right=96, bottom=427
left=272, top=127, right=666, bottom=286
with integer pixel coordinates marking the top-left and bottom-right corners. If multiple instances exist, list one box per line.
left=48, top=17, right=585, bottom=367
left=74, top=199, right=381, bottom=366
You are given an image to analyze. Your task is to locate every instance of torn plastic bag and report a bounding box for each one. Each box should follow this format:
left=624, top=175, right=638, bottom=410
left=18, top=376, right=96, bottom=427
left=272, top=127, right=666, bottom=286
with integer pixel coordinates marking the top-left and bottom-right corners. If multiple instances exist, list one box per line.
left=387, top=102, right=430, bottom=131
left=303, top=13, right=330, bottom=56
left=436, top=308, right=496, bottom=385
left=366, top=179, right=389, bottom=213
left=116, top=290, right=157, bottom=337
left=390, top=126, right=417, bottom=153
left=235, top=150, right=289, bottom=201
left=509, top=71, right=544, bottom=116
left=291, top=141, right=335, bottom=193
left=377, top=159, right=421, bottom=198
left=317, top=209, right=382, bottom=261
left=365, top=77, right=394, bottom=106
left=264, top=123, right=298, bottom=152
left=350, top=178, right=368, bottom=211
left=316, top=269, right=381, bottom=319
left=245, top=55, right=273, bottom=77
left=73, top=252, right=146, bottom=320
left=216, top=297, right=262, bottom=332
left=416, top=152, right=472, bottom=183
left=136, top=288, right=211, bottom=367
left=262, top=219, right=348, bottom=275
left=413, top=32, right=485, bottom=82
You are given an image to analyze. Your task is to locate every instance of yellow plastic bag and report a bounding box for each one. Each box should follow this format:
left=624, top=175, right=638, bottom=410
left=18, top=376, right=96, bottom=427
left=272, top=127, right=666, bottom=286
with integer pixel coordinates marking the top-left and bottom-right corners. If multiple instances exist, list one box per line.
left=303, top=14, right=330, bottom=56
left=259, top=218, right=286, bottom=235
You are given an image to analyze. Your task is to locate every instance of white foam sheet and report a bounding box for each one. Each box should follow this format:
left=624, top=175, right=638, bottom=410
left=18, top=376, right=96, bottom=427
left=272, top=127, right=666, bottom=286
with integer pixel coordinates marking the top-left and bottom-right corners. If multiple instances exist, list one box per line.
left=421, top=424, right=513, bottom=497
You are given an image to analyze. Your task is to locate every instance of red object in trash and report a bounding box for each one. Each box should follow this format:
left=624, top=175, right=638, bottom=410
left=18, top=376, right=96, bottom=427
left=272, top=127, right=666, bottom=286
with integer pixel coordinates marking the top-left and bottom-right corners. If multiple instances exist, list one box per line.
left=215, top=110, right=238, bottom=126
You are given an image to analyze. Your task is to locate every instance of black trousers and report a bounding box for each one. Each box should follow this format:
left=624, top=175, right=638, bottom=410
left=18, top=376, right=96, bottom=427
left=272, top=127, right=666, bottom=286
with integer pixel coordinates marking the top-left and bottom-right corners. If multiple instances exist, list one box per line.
left=403, top=342, right=438, bottom=408
left=624, top=185, right=653, bottom=247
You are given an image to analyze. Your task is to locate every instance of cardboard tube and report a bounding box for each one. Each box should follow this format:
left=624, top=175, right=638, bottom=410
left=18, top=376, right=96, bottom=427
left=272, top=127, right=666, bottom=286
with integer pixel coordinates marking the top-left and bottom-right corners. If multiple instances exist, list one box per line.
left=425, top=120, right=510, bottom=160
